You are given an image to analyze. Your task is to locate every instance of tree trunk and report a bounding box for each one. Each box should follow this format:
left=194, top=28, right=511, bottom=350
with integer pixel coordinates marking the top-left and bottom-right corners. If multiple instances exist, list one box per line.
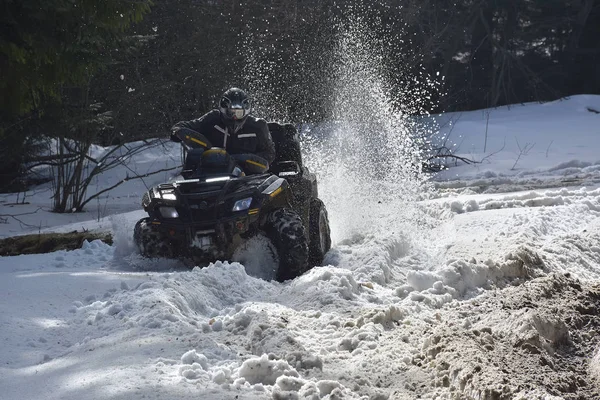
left=563, top=0, right=595, bottom=93
left=468, top=2, right=494, bottom=108
left=490, top=2, right=518, bottom=106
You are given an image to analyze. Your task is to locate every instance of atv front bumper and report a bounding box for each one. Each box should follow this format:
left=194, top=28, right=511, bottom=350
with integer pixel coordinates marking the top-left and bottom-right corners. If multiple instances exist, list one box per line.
left=142, top=213, right=256, bottom=262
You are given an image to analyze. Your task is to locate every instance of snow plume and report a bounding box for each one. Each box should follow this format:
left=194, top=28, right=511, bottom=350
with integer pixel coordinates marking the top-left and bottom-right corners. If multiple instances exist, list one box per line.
left=299, top=17, right=446, bottom=278
left=301, top=16, right=425, bottom=238
left=241, top=4, right=448, bottom=276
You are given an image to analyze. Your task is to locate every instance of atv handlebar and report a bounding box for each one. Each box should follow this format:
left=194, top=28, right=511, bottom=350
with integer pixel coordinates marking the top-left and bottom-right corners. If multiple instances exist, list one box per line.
left=171, top=128, right=213, bottom=150
left=231, top=153, right=269, bottom=174
left=173, top=128, right=269, bottom=175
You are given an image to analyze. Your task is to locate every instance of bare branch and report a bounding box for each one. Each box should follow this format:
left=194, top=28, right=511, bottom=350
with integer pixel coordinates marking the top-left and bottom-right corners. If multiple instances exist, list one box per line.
left=26, top=154, right=80, bottom=166
left=480, top=137, right=507, bottom=164
left=546, top=141, right=554, bottom=158
left=429, top=150, right=478, bottom=165
left=439, top=113, right=462, bottom=149
left=511, top=138, right=535, bottom=170
left=78, top=165, right=179, bottom=210
left=483, top=111, right=490, bottom=153
left=0, top=207, right=45, bottom=228
left=424, top=145, right=478, bottom=172
left=78, top=139, right=166, bottom=194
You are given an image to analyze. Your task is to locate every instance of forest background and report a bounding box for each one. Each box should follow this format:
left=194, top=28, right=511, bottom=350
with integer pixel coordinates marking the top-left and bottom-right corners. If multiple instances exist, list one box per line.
left=1, top=0, right=599, bottom=198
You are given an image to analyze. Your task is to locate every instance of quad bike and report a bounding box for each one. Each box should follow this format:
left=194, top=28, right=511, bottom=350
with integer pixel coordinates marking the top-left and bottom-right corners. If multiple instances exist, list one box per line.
left=133, top=123, right=331, bottom=282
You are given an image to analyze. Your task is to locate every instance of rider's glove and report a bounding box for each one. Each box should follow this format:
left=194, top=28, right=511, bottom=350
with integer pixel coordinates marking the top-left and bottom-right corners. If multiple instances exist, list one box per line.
left=170, top=130, right=182, bottom=142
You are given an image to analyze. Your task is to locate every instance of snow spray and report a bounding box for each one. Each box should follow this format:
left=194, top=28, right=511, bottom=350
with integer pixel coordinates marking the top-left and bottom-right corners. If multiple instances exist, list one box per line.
left=241, top=4, right=447, bottom=266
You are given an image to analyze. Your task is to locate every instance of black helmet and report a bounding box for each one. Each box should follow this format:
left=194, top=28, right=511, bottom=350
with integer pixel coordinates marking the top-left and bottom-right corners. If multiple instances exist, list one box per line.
left=219, top=88, right=251, bottom=124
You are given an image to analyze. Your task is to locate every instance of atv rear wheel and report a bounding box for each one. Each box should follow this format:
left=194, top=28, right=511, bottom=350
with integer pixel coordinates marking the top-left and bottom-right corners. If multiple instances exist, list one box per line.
left=308, top=199, right=332, bottom=266
left=133, top=218, right=172, bottom=258
left=265, top=208, right=309, bottom=282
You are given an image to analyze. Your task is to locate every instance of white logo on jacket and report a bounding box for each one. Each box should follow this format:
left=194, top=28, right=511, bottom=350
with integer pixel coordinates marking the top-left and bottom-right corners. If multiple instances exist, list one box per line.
left=213, top=125, right=230, bottom=147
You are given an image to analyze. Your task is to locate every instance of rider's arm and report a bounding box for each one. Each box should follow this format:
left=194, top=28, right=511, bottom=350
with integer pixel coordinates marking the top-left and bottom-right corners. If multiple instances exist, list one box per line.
left=171, top=110, right=220, bottom=139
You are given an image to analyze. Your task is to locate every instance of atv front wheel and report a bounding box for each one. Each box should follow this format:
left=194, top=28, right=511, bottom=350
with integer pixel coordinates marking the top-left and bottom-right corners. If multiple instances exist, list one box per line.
left=133, top=218, right=172, bottom=258
left=265, top=208, right=309, bottom=282
left=308, top=199, right=332, bottom=266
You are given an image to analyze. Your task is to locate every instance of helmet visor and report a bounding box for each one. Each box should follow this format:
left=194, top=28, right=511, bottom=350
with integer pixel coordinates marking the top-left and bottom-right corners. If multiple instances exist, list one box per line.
left=230, top=108, right=247, bottom=120
left=220, top=97, right=251, bottom=120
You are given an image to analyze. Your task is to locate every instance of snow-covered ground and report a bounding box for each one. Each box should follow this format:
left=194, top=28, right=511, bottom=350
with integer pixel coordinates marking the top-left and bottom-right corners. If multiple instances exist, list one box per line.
left=1, top=95, right=600, bottom=399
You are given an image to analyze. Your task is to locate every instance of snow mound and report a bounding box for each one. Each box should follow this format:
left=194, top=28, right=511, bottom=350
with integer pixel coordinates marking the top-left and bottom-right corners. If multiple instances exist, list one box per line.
left=232, top=354, right=360, bottom=399
left=179, top=350, right=209, bottom=379
left=408, top=274, right=600, bottom=399
left=236, top=354, right=299, bottom=385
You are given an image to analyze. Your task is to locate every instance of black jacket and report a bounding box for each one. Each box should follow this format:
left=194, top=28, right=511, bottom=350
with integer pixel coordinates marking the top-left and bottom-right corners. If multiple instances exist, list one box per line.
left=171, top=110, right=276, bottom=164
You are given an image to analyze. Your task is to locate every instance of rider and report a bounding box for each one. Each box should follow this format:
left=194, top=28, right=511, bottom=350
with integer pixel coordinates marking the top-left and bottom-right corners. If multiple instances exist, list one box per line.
left=170, top=87, right=276, bottom=167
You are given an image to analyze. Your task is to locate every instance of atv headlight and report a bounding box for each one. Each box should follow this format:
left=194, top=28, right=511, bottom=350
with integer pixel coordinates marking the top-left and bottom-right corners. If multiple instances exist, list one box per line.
left=161, top=190, right=177, bottom=201
left=159, top=206, right=179, bottom=218
left=232, top=197, right=253, bottom=212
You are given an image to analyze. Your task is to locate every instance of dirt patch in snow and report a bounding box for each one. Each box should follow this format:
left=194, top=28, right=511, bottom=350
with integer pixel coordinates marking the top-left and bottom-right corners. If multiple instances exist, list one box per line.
left=406, top=273, right=600, bottom=399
